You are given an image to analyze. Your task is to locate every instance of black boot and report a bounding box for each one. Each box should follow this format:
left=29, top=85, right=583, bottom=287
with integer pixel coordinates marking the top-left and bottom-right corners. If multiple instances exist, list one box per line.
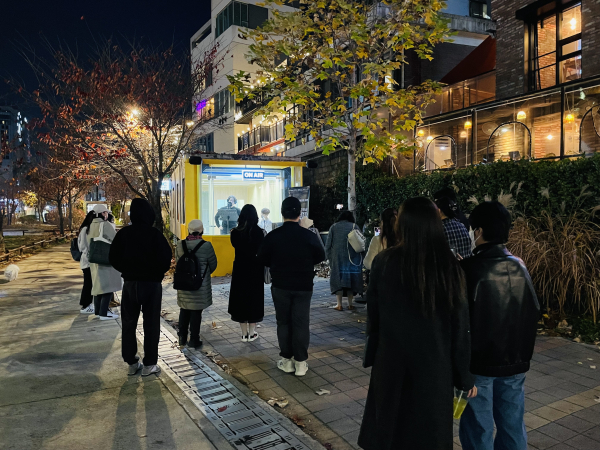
left=187, top=337, right=203, bottom=349
left=178, top=334, right=188, bottom=347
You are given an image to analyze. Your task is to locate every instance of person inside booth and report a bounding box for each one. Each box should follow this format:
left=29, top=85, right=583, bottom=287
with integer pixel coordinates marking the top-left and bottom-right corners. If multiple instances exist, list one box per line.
left=215, top=195, right=241, bottom=235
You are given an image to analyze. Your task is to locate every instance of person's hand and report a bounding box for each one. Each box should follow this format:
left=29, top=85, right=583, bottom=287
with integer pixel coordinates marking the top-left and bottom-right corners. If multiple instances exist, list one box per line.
left=467, top=387, right=478, bottom=398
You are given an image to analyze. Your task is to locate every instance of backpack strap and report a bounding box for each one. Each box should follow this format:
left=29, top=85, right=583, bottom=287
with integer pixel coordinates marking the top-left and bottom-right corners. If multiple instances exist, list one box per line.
left=190, top=240, right=207, bottom=255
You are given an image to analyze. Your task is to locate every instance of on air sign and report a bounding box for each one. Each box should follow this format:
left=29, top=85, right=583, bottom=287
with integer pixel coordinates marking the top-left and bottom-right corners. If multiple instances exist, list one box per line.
left=242, top=170, right=264, bottom=180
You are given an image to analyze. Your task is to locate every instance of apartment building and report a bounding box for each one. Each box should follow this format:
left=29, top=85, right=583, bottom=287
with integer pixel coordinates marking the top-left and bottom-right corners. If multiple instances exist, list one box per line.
left=189, top=0, right=496, bottom=158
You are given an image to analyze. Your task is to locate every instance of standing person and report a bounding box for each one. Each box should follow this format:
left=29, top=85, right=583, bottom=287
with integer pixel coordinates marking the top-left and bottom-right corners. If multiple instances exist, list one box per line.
left=215, top=195, right=241, bottom=235
left=257, top=197, right=326, bottom=376
left=459, top=202, right=539, bottom=450
left=175, top=219, right=218, bottom=349
left=436, top=197, right=473, bottom=259
left=258, top=208, right=273, bottom=233
left=364, top=208, right=396, bottom=270
left=434, top=187, right=470, bottom=231
left=109, top=198, right=172, bottom=377
left=87, top=204, right=122, bottom=320
left=358, top=197, right=475, bottom=450
left=228, top=204, right=265, bottom=342
left=325, top=211, right=364, bottom=311
left=78, top=211, right=96, bottom=314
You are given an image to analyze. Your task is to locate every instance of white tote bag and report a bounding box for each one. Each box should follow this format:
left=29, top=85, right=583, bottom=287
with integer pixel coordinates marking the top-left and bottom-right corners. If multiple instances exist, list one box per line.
left=348, top=224, right=366, bottom=253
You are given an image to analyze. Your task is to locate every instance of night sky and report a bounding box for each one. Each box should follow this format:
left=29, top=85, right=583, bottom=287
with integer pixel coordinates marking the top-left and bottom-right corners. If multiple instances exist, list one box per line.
left=0, top=0, right=211, bottom=112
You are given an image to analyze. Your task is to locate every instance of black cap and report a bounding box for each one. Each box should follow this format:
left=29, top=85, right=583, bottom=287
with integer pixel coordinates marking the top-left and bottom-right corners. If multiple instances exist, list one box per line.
left=281, top=196, right=301, bottom=219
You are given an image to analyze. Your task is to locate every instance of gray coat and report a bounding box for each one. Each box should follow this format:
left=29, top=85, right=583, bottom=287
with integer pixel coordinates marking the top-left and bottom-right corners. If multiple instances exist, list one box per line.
left=88, top=218, right=122, bottom=296
left=175, top=239, right=218, bottom=310
left=325, top=220, right=364, bottom=294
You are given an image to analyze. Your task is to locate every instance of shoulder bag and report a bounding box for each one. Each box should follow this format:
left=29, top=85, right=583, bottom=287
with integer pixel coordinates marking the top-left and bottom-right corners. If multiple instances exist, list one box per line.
left=347, top=224, right=365, bottom=267
left=88, top=222, right=112, bottom=266
left=262, top=228, right=272, bottom=284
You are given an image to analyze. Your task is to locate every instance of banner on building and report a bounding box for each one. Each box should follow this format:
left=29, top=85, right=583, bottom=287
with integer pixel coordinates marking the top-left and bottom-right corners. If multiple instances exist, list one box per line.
left=288, top=187, right=310, bottom=219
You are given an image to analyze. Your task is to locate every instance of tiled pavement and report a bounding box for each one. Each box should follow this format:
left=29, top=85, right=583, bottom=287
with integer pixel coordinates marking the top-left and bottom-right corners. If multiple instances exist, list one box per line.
left=161, top=278, right=600, bottom=450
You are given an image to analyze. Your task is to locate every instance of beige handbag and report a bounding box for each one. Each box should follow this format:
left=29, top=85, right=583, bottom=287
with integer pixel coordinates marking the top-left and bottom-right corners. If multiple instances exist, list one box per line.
left=348, top=224, right=366, bottom=253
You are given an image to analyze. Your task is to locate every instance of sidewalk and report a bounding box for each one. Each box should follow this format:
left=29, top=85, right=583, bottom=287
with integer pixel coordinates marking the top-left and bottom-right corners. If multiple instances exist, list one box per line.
left=161, top=279, right=600, bottom=450
left=0, top=245, right=228, bottom=450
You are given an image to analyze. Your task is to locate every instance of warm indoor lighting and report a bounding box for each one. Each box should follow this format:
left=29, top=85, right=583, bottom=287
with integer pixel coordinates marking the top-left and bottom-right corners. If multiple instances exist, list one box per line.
left=186, top=121, right=194, bottom=126
left=426, top=135, right=434, bottom=142
left=570, top=18, right=577, bottom=30
left=564, top=113, right=575, bottom=123
left=417, top=129, right=425, bottom=137
left=460, top=131, right=468, bottom=138
left=547, top=134, right=553, bottom=140
left=464, top=120, right=472, bottom=130
left=131, top=109, right=139, bottom=116
left=517, top=110, right=527, bottom=120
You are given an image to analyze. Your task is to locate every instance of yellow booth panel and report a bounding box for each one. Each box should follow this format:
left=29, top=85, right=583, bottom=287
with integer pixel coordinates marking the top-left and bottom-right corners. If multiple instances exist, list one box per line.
left=202, top=235, right=235, bottom=277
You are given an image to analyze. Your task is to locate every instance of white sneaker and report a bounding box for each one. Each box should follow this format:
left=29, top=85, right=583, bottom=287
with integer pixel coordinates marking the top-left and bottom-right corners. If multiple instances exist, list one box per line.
left=80, top=305, right=95, bottom=314
left=294, top=360, right=308, bottom=377
left=100, top=311, right=119, bottom=320
left=241, top=335, right=248, bottom=342
left=128, top=361, right=143, bottom=376
left=277, top=357, right=295, bottom=373
left=142, top=364, right=161, bottom=377
left=248, top=332, right=259, bottom=342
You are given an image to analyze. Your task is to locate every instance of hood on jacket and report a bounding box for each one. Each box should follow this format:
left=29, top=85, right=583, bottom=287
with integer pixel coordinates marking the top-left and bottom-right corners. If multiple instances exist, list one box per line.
left=130, top=198, right=155, bottom=226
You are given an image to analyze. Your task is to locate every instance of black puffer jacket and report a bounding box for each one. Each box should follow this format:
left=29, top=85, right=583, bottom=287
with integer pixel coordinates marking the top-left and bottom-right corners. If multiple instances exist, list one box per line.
left=460, top=243, right=540, bottom=377
left=109, top=198, right=172, bottom=282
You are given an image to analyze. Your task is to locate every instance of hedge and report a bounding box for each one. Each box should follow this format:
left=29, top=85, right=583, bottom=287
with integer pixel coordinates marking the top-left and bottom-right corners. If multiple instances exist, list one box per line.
left=349, top=155, right=600, bottom=226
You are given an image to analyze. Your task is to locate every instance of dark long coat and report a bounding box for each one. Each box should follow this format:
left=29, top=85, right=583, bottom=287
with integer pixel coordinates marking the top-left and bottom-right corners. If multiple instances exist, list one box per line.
left=358, top=248, right=474, bottom=450
left=228, top=225, right=265, bottom=323
left=325, top=220, right=364, bottom=294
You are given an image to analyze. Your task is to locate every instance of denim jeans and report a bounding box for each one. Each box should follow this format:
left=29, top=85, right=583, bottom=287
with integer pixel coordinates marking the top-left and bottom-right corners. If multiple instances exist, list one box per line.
left=459, top=373, right=527, bottom=450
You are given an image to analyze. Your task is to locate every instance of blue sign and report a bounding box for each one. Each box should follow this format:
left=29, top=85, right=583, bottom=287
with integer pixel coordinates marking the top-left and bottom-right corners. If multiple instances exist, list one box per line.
left=243, top=171, right=264, bottom=180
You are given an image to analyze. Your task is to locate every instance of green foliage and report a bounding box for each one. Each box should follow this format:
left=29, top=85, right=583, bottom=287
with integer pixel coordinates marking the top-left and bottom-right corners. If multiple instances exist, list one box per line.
left=351, top=156, right=600, bottom=224
left=570, top=316, right=600, bottom=343
left=18, top=215, right=39, bottom=225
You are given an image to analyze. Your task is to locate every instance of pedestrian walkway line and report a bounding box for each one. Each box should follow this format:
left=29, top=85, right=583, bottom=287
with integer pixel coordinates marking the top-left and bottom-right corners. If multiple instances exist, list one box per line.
left=136, top=324, right=310, bottom=450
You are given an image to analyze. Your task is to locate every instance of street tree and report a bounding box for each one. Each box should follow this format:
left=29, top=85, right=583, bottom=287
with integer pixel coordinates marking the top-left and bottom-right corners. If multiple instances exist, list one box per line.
left=229, top=0, right=451, bottom=211
left=19, top=39, right=227, bottom=230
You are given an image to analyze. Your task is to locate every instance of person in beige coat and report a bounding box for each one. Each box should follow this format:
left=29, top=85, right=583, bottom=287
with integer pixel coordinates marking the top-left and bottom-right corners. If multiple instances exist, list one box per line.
left=175, top=220, right=217, bottom=349
left=87, top=204, right=122, bottom=320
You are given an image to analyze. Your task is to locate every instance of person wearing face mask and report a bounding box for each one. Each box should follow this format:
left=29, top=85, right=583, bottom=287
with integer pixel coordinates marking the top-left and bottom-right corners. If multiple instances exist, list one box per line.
left=435, top=197, right=472, bottom=260
left=215, top=195, right=241, bottom=235
left=459, top=202, right=540, bottom=450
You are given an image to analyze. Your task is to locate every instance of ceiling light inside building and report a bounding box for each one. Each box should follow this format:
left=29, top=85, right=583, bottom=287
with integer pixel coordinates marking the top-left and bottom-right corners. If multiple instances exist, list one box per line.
left=564, top=113, right=575, bottom=123
left=547, top=134, right=553, bottom=140
left=517, top=111, right=526, bottom=120
left=426, top=136, right=434, bottom=142
left=464, top=120, right=472, bottom=129
left=570, top=18, right=577, bottom=30
left=417, top=129, right=425, bottom=137
left=460, top=131, right=467, bottom=138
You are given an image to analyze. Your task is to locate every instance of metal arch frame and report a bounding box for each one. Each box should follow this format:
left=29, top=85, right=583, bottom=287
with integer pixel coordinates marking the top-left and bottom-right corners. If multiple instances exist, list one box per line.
left=423, top=134, right=458, bottom=171
left=486, top=121, right=532, bottom=162
left=578, top=105, right=600, bottom=154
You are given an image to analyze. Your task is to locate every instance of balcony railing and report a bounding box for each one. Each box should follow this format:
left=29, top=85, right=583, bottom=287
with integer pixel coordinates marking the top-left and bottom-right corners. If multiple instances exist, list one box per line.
left=238, top=120, right=286, bottom=152
left=424, top=71, right=496, bottom=118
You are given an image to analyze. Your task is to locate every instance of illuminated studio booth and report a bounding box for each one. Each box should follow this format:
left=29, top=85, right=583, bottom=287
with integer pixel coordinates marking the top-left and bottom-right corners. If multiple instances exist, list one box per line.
left=169, top=154, right=306, bottom=276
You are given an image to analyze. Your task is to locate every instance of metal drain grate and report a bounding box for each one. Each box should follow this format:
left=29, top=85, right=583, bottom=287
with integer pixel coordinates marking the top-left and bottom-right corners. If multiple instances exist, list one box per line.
left=136, top=325, right=309, bottom=450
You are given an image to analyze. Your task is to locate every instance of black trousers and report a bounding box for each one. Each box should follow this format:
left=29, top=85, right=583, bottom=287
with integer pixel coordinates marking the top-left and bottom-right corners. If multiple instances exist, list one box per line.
left=272, top=287, right=312, bottom=362
left=93, top=293, right=112, bottom=316
left=80, top=268, right=93, bottom=307
left=178, top=309, right=203, bottom=341
left=121, top=281, right=162, bottom=366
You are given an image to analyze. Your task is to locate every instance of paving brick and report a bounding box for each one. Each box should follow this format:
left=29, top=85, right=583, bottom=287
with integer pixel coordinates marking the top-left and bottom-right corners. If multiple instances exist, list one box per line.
left=528, top=430, right=560, bottom=449
left=315, top=407, right=348, bottom=423
left=537, top=422, right=578, bottom=442
left=564, top=435, right=600, bottom=450
left=328, top=417, right=359, bottom=435
left=532, top=406, right=569, bottom=421
left=554, top=415, right=596, bottom=433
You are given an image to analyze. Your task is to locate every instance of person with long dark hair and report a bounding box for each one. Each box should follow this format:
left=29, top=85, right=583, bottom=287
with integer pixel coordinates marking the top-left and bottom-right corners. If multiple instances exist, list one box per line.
left=358, top=197, right=476, bottom=450
left=78, top=210, right=96, bottom=313
left=228, top=204, right=265, bottom=341
left=436, top=196, right=473, bottom=259
left=325, top=210, right=364, bottom=311
left=364, top=208, right=397, bottom=270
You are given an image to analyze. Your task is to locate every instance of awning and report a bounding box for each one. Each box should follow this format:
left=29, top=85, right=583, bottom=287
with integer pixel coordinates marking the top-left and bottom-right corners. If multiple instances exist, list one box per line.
left=440, top=37, right=496, bottom=85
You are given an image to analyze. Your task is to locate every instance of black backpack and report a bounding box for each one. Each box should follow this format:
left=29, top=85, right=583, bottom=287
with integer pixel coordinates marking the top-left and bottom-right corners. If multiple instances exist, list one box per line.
left=70, top=237, right=82, bottom=262
left=173, top=240, right=209, bottom=291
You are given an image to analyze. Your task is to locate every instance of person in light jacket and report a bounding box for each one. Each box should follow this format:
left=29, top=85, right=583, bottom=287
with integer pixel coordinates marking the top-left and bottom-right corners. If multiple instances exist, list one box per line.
left=325, top=211, right=364, bottom=311
left=78, top=211, right=96, bottom=314
left=364, top=208, right=397, bottom=270
left=175, top=219, right=218, bottom=349
left=87, top=204, right=122, bottom=320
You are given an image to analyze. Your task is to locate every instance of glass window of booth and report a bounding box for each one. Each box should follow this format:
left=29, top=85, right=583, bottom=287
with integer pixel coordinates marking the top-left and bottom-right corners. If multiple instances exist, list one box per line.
left=201, top=166, right=292, bottom=235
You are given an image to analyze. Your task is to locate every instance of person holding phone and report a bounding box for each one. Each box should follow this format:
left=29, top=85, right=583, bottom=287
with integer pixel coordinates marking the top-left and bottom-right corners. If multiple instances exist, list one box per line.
left=364, top=208, right=397, bottom=270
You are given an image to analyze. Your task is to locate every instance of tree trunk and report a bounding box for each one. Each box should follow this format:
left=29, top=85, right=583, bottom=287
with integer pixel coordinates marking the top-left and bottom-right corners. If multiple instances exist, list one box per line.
left=348, top=133, right=357, bottom=212
left=0, top=210, right=5, bottom=254
left=58, top=202, right=65, bottom=234
left=149, top=183, right=164, bottom=232
left=68, top=193, right=73, bottom=231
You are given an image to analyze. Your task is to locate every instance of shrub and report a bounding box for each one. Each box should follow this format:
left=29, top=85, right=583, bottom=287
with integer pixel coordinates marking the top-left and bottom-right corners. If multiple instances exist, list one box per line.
left=18, top=215, right=39, bottom=224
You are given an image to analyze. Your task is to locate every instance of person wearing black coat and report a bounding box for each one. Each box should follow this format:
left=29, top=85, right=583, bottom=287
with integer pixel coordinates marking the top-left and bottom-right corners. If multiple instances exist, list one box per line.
left=228, top=204, right=265, bottom=342
left=109, top=198, right=172, bottom=377
left=358, top=197, right=475, bottom=450
left=434, top=187, right=471, bottom=231
left=459, top=202, right=540, bottom=450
